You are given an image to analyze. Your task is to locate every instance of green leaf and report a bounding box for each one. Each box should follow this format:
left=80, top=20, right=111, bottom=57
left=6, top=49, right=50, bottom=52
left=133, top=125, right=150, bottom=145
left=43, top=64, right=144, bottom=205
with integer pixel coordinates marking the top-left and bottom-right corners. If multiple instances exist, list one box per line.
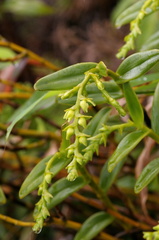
left=131, top=73, right=159, bottom=87
left=152, top=82, right=159, bottom=135
left=115, top=0, right=145, bottom=28
left=74, top=212, right=114, bottom=240
left=0, top=187, right=6, bottom=204
left=116, top=50, right=159, bottom=83
left=84, top=107, right=111, bottom=136
left=135, top=158, right=159, bottom=193
left=47, top=177, right=87, bottom=209
left=3, top=0, right=54, bottom=16
left=100, top=159, right=126, bottom=193
left=19, top=152, right=70, bottom=199
left=141, top=29, right=159, bottom=51
left=111, top=0, right=137, bottom=23
left=34, top=62, right=97, bottom=91
left=117, top=175, right=136, bottom=189
left=123, top=82, right=144, bottom=127
left=135, top=80, right=158, bottom=94
left=108, top=129, right=150, bottom=172
left=6, top=91, right=59, bottom=140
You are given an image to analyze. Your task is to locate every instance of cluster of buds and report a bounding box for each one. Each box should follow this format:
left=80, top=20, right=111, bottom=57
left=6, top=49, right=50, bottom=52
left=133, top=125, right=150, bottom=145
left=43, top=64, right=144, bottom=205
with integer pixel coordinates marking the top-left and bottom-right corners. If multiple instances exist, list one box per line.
left=33, top=167, right=54, bottom=233
left=63, top=95, right=96, bottom=180
left=33, top=187, right=53, bottom=233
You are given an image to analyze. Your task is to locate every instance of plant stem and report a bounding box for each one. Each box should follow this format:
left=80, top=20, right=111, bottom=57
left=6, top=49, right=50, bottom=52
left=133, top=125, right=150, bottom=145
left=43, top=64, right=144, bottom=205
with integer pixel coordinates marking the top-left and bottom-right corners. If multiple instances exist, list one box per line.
left=0, top=39, right=60, bottom=71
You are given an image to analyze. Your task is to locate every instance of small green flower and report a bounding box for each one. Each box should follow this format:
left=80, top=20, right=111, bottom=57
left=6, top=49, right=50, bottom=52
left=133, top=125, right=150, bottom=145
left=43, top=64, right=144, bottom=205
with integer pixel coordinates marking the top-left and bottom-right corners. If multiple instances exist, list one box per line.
left=78, top=117, right=87, bottom=128
left=66, top=127, right=74, bottom=140
left=44, top=173, right=52, bottom=184
left=80, top=100, right=89, bottom=112
left=79, top=136, right=87, bottom=146
left=67, top=148, right=74, bottom=157
left=64, top=109, right=74, bottom=121
left=66, top=162, right=78, bottom=181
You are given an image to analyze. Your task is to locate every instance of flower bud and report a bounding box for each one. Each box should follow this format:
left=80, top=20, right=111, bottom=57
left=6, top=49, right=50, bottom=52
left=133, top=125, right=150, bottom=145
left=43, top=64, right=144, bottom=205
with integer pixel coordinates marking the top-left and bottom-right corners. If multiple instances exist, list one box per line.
left=43, top=191, right=53, bottom=203
left=45, top=173, right=52, bottom=184
left=67, top=148, right=74, bottom=157
left=67, top=169, right=78, bottom=181
left=80, top=100, right=89, bottom=112
left=66, top=127, right=74, bottom=140
left=84, top=151, right=92, bottom=162
left=64, top=109, right=74, bottom=121
left=78, top=117, right=87, bottom=128
left=38, top=185, right=43, bottom=195
left=79, top=136, right=87, bottom=146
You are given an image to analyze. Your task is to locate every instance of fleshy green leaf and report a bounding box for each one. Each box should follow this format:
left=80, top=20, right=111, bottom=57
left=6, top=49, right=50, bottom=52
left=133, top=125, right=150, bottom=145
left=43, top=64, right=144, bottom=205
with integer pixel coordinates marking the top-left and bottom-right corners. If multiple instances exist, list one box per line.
left=115, top=0, right=145, bottom=28
left=6, top=91, right=59, bottom=140
left=108, top=129, right=150, bottom=172
left=141, top=30, right=159, bottom=51
left=135, top=158, right=159, bottom=194
left=130, top=73, right=159, bottom=87
left=152, top=82, right=159, bottom=135
left=34, top=62, right=97, bottom=91
left=19, top=152, right=70, bottom=199
left=74, top=212, right=114, bottom=240
left=111, top=0, right=137, bottom=23
left=116, top=50, right=159, bottom=83
left=135, top=80, right=158, bottom=95
left=123, top=82, right=144, bottom=127
left=47, top=177, right=87, bottom=209
left=0, top=187, right=6, bottom=204
left=100, top=158, right=126, bottom=193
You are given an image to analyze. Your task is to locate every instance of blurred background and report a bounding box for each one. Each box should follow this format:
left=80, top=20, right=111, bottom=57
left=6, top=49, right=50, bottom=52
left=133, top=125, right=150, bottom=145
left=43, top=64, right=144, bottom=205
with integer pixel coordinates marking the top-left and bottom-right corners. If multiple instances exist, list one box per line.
left=0, top=0, right=128, bottom=72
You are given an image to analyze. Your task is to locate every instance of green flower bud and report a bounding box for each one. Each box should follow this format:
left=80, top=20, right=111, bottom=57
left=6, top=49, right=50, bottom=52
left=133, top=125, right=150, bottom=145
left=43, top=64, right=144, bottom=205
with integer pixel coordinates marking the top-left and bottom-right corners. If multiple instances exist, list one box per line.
left=79, top=136, right=87, bottom=146
left=64, top=109, right=74, bottom=121
left=67, top=148, right=74, bottom=158
left=66, top=127, right=74, bottom=140
left=84, top=151, right=93, bottom=162
left=154, top=225, right=159, bottom=231
left=78, top=117, right=87, bottom=128
left=42, top=205, right=50, bottom=219
left=66, top=162, right=78, bottom=181
left=76, top=156, right=83, bottom=165
left=43, top=191, right=53, bottom=203
left=45, top=173, right=52, bottom=184
left=80, top=100, right=89, bottom=112
left=32, top=220, right=43, bottom=233
left=38, top=185, right=43, bottom=195
left=67, top=169, right=78, bottom=181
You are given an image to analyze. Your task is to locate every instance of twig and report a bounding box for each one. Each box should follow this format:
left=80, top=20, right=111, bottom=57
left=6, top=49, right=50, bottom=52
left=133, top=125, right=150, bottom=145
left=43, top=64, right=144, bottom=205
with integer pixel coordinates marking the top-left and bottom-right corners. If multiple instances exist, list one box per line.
left=0, top=39, right=60, bottom=71
left=0, top=214, right=119, bottom=240
left=0, top=123, right=61, bottom=141
left=0, top=92, right=32, bottom=99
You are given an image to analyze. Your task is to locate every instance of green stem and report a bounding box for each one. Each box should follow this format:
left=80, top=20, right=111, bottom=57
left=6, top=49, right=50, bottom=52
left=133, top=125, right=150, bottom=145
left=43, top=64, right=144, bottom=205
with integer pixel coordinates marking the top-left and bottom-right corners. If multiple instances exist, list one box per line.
left=107, top=69, right=120, bottom=81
